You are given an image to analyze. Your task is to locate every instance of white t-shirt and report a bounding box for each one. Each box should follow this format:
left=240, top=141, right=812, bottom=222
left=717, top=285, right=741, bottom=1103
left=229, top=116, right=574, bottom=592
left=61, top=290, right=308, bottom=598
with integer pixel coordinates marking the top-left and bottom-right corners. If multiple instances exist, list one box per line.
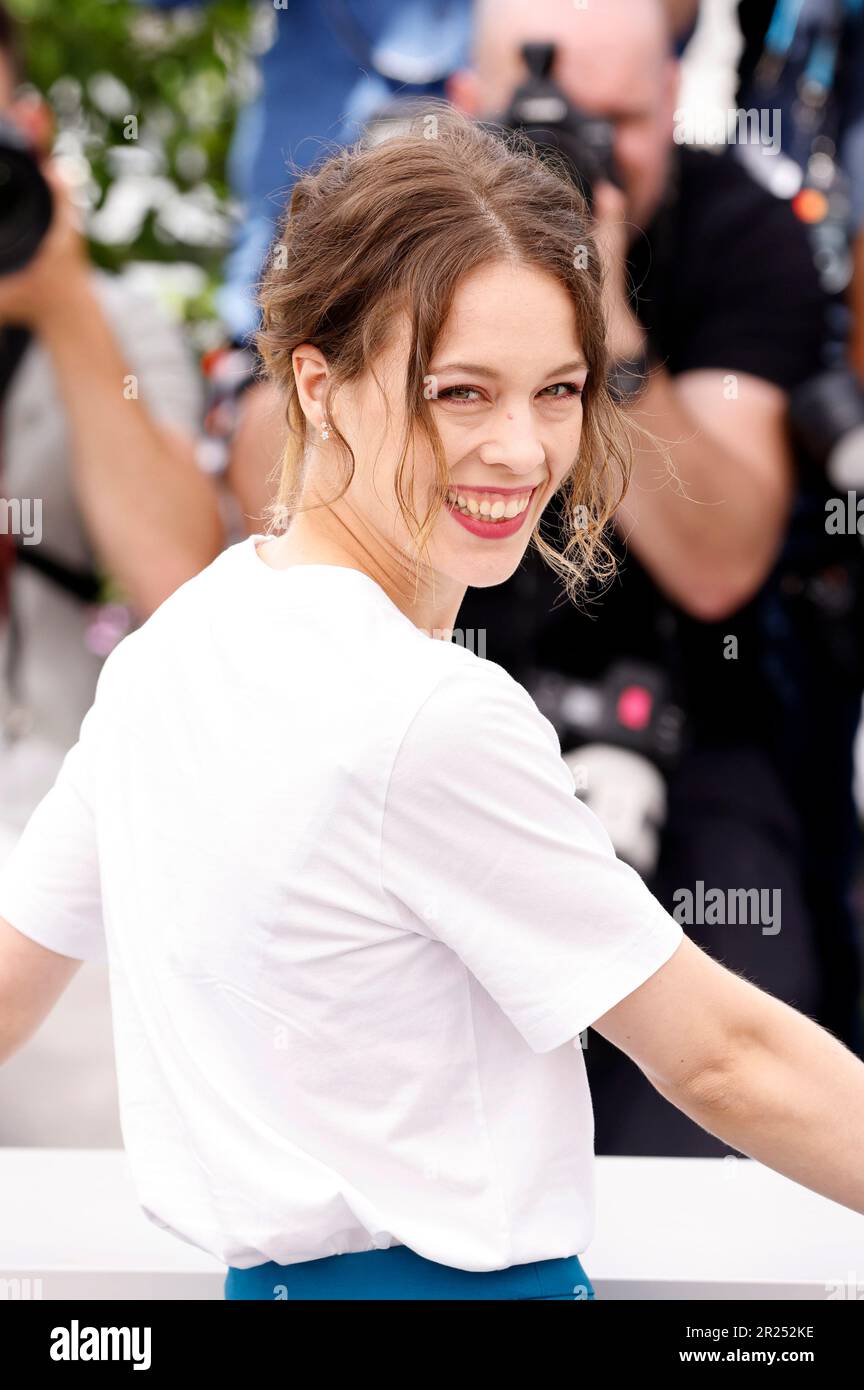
left=0, top=533, right=684, bottom=1272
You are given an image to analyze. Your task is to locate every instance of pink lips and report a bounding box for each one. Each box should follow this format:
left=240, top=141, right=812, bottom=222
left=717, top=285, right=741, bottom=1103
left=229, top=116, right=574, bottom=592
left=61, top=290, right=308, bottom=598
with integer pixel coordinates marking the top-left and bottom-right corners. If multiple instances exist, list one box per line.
left=445, top=485, right=537, bottom=540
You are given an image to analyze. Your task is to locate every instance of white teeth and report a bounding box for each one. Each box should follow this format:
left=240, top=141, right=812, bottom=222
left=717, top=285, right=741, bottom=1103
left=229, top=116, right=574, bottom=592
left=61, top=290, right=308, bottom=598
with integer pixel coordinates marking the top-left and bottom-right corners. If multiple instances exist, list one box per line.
left=446, top=489, right=531, bottom=521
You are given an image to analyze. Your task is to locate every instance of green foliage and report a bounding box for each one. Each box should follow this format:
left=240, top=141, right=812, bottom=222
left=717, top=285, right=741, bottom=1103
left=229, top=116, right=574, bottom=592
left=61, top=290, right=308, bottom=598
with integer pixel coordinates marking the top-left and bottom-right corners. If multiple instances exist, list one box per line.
left=7, top=0, right=253, bottom=330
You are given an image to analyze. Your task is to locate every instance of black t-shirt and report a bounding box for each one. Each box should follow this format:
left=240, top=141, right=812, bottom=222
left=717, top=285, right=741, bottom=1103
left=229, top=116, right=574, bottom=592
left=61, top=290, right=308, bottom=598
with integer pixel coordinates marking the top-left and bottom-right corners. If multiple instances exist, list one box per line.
left=456, top=145, right=826, bottom=746
left=735, top=0, right=778, bottom=98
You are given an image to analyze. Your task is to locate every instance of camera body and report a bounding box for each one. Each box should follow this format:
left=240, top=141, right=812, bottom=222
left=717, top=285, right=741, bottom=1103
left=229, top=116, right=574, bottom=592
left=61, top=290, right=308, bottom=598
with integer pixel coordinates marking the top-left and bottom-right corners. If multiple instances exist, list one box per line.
left=481, top=41, right=622, bottom=210
left=524, top=660, right=686, bottom=876
left=362, top=40, right=621, bottom=211
left=789, top=366, right=864, bottom=494
left=0, top=115, right=53, bottom=276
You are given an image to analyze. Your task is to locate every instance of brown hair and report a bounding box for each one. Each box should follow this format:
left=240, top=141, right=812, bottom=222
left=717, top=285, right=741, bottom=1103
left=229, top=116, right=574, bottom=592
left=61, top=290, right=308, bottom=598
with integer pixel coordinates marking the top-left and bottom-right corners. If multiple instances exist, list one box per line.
left=255, top=100, right=633, bottom=603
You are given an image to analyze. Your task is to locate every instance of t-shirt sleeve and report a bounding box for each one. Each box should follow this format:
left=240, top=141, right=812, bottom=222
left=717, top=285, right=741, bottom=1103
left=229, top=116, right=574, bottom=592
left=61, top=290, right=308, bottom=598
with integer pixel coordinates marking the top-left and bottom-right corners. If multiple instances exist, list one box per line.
left=0, top=684, right=107, bottom=964
left=380, top=662, right=684, bottom=1053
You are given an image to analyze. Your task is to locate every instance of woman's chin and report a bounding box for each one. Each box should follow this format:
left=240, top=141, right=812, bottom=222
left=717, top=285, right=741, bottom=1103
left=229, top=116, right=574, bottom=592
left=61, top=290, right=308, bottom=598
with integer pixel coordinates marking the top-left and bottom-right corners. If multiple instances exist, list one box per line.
left=442, top=550, right=528, bottom=592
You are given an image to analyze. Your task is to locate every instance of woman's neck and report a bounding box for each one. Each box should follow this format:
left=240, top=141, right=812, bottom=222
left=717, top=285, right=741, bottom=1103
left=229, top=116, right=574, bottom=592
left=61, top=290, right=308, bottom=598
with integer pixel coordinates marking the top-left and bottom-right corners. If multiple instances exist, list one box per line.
left=256, top=528, right=466, bottom=640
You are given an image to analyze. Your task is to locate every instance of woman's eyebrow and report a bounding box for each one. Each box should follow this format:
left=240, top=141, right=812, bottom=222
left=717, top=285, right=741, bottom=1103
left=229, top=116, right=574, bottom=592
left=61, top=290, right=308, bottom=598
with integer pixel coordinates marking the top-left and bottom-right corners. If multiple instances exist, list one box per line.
left=430, top=358, right=588, bottom=378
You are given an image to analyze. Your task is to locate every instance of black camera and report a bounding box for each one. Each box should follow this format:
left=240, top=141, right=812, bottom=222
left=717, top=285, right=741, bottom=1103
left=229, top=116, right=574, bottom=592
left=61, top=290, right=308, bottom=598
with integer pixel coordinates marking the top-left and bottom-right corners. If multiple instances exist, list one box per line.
left=789, top=365, right=864, bottom=492
left=523, top=660, right=686, bottom=876
left=481, top=40, right=622, bottom=210
left=362, top=40, right=621, bottom=211
left=0, top=115, right=53, bottom=276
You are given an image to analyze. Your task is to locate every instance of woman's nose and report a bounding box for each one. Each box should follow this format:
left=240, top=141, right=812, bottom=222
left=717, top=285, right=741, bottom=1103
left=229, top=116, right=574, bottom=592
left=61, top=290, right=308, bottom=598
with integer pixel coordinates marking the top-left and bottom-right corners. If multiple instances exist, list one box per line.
left=479, top=409, right=546, bottom=473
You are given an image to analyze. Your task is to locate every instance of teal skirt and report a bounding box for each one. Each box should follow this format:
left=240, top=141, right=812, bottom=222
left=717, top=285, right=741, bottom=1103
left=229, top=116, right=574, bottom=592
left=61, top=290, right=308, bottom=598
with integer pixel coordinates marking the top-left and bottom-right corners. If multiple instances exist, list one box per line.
left=225, top=1244, right=596, bottom=1300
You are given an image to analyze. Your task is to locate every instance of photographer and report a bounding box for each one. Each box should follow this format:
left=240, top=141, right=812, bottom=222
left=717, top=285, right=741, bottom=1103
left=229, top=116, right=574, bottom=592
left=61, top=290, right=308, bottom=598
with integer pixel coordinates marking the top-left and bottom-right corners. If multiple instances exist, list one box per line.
left=451, top=0, right=842, bottom=1156
left=732, top=0, right=864, bottom=1123
left=0, top=5, right=224, bottom=837
left=0, top=4, right=223, bottom=1142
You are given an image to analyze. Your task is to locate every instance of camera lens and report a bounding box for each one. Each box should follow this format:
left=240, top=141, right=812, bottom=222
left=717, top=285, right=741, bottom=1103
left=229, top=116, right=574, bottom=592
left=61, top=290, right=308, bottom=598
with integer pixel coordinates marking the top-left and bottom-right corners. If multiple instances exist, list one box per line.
left=0, top=121, right=53, bottom=276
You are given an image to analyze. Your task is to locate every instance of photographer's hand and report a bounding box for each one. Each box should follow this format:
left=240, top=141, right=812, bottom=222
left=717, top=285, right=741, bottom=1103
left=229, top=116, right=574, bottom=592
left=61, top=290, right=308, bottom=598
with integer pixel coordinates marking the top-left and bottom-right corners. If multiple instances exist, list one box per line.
left=591, top=179, right=646, bottom=362
left=590, top=179, right=794, bottom=622
left=0, top=158, right=224, bottom=616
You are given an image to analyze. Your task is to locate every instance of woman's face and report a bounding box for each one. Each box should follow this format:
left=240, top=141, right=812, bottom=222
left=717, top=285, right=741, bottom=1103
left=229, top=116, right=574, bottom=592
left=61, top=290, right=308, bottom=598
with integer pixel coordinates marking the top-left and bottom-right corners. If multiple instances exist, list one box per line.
left=304, top=260, right=587, bottom=595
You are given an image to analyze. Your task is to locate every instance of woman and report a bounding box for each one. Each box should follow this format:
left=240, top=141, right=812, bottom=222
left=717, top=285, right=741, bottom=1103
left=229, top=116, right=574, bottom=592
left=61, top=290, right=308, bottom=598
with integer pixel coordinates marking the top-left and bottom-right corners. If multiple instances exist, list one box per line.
left=1, top=105, right=863, bottom=1303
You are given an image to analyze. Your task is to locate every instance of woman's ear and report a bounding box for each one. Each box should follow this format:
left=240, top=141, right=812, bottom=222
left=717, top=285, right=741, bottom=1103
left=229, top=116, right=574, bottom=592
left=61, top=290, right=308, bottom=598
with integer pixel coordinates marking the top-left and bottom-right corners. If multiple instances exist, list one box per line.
left=292, top=344, right=330, bottom=428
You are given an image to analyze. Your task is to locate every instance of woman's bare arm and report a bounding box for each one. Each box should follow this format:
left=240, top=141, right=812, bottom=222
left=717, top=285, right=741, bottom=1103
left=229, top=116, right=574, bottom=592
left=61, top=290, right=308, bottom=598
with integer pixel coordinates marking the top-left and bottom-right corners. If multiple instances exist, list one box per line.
left=0, top=914, right=81, bottom=1066
left=593, top=934, right=864, bottom=1214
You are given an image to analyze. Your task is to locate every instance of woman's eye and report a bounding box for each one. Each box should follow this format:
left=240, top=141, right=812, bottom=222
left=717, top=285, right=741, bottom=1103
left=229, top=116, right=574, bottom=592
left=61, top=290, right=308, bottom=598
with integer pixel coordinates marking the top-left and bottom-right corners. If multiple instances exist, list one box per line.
left=438, top=386, right=482, bottom=403
left=541, top=382, right=584, bottom=400
left=437, top=383, right=584, bottom=405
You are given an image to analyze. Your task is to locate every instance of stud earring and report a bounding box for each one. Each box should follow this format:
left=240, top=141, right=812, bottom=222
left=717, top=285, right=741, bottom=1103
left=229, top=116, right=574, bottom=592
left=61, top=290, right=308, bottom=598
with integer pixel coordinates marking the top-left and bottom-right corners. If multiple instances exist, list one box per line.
left=320, top=418, right=330, bottom=441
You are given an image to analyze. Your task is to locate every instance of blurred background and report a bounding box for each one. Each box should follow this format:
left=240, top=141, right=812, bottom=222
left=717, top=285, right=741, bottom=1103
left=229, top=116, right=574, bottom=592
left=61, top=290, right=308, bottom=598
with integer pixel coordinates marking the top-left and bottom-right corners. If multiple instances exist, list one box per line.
left=1, top=0, right=863, bottom=1158
left=4, top=0, right=252, bottom=343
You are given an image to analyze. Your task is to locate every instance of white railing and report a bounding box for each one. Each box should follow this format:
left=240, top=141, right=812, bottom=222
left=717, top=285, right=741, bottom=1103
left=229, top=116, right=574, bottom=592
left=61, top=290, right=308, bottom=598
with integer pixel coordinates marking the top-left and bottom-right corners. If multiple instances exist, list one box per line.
left=1, top=1148, right=862, bottom=1300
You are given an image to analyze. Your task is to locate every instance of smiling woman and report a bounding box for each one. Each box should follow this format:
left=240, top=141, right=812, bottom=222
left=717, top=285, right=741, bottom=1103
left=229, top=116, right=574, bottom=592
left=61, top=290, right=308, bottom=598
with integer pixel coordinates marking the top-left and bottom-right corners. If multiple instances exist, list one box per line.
left=6, top=96, right=861, bottom=1310
left=254, top=100, right=632, bottom=632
